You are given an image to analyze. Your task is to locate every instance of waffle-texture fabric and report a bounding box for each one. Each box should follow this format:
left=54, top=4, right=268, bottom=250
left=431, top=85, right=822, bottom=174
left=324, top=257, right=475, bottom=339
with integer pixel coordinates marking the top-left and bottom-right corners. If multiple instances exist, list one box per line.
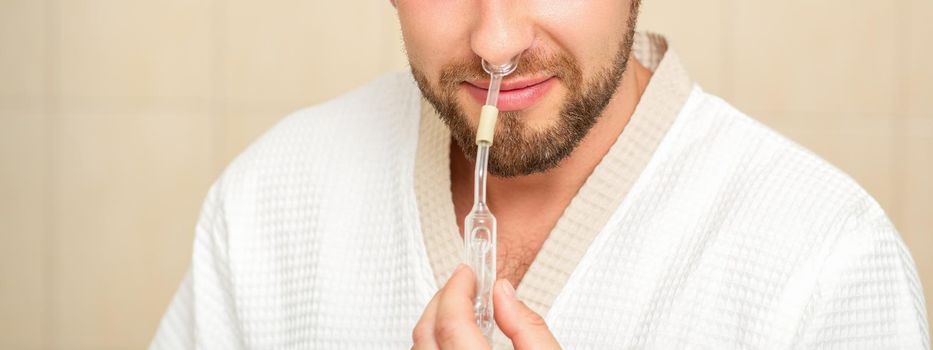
left=151, top=71, right=929, bottom=349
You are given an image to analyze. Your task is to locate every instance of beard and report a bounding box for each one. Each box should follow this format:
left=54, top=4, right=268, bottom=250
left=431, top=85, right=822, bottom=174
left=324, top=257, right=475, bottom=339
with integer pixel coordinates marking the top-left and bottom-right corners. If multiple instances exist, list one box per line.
left=410, top=6, right=640, bottom=177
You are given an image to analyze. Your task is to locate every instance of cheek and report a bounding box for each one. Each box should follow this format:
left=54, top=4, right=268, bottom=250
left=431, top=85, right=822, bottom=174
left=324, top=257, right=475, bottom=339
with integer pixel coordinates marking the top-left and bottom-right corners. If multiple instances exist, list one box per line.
left=397, top=1, right=476, bottom=78
left=532, top=0, right=630, bottom=74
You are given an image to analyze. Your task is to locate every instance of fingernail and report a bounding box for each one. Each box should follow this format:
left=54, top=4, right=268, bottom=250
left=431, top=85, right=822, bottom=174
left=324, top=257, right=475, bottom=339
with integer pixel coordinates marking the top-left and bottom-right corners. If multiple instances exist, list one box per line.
left=501, top=280, right=516, bottom=298
left=453, top=264, right=466, bottom=274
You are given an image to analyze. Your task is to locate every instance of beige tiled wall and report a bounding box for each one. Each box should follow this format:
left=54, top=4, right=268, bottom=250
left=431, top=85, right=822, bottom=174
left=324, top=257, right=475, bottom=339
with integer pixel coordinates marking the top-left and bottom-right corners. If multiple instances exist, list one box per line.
left=0, top=1, right=930, bottom=348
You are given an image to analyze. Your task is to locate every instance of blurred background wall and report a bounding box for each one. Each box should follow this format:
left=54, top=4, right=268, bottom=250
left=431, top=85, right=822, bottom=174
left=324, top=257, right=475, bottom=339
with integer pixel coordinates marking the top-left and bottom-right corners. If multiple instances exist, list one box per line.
left=0, top=1, right=929, bottom=348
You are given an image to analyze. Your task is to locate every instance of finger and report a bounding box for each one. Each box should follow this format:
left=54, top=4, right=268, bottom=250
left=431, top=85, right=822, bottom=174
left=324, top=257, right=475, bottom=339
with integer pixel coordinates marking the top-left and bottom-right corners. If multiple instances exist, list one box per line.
left=435, top=264, right=488, bottom=349
left=411, top=286, right=442, bottom=350
left=493, top=279, right=560, bottom=350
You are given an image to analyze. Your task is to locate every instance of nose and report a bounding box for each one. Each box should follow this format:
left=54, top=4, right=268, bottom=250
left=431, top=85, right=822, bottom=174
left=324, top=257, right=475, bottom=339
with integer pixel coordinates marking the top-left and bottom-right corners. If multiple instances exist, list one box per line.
left=470, top=0, right=534, bottom=67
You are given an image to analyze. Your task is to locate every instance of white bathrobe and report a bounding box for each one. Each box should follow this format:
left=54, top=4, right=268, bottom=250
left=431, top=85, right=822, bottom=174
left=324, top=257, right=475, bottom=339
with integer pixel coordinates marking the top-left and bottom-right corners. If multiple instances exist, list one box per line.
left=151, top=35, right=929, bottom=349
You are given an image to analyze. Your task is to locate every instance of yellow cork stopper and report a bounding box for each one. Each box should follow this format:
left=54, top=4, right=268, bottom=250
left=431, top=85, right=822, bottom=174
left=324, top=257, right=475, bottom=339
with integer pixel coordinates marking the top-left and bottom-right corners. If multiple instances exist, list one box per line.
left=476, top=105, right=499, bottom=145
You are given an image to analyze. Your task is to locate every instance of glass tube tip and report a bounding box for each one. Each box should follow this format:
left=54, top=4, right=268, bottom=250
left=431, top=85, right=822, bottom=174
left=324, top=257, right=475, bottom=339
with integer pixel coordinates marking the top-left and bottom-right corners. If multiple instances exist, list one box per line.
left=482, top=56, right=520, bottom=76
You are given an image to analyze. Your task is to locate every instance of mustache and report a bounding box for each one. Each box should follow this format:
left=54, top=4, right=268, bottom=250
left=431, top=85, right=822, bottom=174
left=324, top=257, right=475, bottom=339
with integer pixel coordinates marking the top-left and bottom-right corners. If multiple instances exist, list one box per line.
left=437, top=48, right=582, bottom=90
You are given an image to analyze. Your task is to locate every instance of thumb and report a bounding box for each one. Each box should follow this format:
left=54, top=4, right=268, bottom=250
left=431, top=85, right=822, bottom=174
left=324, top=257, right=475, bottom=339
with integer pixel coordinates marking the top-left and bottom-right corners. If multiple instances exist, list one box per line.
left=493, top=279, right=560, bottom=349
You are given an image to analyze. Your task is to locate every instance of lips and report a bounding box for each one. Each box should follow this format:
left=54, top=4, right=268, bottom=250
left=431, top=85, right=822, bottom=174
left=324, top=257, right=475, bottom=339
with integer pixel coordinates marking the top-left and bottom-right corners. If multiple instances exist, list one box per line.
left=463, top=76, right=556, bottom=112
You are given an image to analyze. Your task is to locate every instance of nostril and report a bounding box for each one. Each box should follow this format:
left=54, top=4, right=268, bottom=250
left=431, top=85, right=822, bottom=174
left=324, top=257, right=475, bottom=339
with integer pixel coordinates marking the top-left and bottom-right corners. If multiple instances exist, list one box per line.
left=469, top=9, right=533, bottom=70
left=482, top=54, right=521, bottom=76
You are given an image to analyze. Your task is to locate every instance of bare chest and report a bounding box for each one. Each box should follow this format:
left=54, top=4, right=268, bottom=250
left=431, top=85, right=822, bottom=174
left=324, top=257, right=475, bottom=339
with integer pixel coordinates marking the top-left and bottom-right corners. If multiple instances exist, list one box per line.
left=495, top=224, right=550, bottom=287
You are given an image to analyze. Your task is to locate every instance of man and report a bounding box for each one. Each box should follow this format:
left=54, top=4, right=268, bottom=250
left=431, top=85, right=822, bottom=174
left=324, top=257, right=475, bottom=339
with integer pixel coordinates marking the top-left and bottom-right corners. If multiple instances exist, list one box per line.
left=152, top=1, right=929, bottom=348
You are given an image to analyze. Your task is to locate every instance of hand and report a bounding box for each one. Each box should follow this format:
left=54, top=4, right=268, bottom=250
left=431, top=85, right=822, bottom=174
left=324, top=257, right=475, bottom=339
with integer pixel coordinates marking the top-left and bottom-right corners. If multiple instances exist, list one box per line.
left=412, top=264, right=561, bottom=349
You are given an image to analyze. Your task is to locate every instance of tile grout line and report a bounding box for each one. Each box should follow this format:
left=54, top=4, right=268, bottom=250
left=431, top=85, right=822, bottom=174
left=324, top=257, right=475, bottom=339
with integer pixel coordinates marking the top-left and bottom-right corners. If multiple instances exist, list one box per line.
left=45, top=0, right=61, bottom=348
left=891, top=0, right=910, bottom=228
left=211, top=0, right=226, bottom=179
left=720, top=0, right=735, bottom=100
left=893, top=0, right=911, bottom=118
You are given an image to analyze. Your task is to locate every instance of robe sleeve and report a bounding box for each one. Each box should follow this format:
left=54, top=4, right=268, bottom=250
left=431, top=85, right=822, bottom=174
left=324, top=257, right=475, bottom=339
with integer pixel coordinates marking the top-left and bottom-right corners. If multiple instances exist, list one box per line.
left=150, top=183, right=247, bottom=350
left=798, top=206, right=930, bottom=349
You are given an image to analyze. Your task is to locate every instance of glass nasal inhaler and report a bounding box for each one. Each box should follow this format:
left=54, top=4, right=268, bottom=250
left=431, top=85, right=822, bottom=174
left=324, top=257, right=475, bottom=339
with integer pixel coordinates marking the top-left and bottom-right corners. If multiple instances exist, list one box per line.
left=465, top=57, right=518, bottom=342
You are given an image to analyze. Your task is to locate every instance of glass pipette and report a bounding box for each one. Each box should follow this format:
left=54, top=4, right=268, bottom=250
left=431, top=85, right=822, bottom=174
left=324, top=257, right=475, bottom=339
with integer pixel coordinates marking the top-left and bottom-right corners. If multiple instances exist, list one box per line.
left=465, top=56, right=518, bottom=342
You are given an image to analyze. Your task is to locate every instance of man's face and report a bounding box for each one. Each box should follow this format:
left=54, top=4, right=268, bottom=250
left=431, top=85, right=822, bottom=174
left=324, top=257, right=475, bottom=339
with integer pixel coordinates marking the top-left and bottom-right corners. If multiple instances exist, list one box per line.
left=395, top=1, right=641, bottom=177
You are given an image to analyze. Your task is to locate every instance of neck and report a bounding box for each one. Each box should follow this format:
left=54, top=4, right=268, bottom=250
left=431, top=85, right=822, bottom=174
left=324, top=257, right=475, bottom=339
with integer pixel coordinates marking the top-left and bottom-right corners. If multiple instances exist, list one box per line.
left=452, top=57, right=652, bottom=219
